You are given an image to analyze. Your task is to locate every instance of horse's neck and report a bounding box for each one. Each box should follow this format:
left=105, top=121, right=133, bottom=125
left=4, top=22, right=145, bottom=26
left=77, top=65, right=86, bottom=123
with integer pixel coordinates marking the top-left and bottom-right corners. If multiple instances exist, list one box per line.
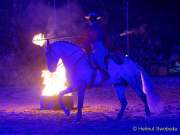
left=57, top=42, right=85, bottom=70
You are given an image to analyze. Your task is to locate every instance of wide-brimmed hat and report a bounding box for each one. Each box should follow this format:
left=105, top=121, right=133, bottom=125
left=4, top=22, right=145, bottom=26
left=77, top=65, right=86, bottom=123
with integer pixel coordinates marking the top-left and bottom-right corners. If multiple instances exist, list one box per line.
left=84, top=12, right=102, bottom=21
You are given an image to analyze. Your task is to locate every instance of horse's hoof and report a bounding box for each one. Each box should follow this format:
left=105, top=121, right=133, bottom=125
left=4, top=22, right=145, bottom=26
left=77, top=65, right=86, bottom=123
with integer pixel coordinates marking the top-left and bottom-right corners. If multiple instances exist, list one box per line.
left=73, top=117, right=81, bottom=124
left=146, top=113, right=151, bottom=117
left=74, top=113, right=82, bottom=123
left=145, top=107, right=151, bottom=117
left=73, top=119, right=81, bottom=124
left=145, top=112, right=151, bottom=119
left=145, top=110, right=151, bottom=117
left=115, top=114, right=123, bottom=122
left=145, top=115, right=151, bottom=120
left=64, top=109, right=70, bottom=116
left=115, top=118, right=122, bottom=123
left=116, top=112, right=124, bottom=119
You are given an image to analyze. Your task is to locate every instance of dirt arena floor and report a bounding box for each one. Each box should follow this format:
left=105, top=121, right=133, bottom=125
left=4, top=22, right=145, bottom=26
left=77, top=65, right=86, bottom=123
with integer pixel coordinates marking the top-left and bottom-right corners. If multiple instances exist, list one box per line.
left=0, top=76, right=180, bottom=135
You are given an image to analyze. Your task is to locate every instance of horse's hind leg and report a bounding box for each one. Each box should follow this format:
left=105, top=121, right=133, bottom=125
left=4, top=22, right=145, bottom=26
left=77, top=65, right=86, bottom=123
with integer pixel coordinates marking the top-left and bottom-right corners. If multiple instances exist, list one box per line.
left=141, top=93, right=151, bottom=117
left=74, top=82, right=86, bottom=123
left=132, top=82, right=151, bottom=117
left=113, top=81, right=128, bottom=119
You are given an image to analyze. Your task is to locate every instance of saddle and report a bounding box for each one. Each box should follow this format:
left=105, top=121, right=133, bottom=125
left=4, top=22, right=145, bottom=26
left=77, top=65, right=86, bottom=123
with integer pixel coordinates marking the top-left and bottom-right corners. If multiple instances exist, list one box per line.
left=107, top=52, right=124, bottom=65
left=88, top=52, right=124, bottom=69
left=87, top=52, right=124, bottom=89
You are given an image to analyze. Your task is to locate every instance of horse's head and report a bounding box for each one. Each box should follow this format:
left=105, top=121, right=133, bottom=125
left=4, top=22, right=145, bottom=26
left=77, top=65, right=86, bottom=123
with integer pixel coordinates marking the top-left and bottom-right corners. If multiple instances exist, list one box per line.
left=45, top=43, right=60, bottom=72
left=45, top=41, right=84, bottom=73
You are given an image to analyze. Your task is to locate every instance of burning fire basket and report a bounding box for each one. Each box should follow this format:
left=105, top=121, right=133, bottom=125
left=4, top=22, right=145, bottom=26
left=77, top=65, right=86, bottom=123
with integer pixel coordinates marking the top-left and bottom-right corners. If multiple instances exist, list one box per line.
left=32, top=33, right=74, bottom=110
left=39, top=59, right=74, bottom=110
left=40, top=94, right=73, bottom=110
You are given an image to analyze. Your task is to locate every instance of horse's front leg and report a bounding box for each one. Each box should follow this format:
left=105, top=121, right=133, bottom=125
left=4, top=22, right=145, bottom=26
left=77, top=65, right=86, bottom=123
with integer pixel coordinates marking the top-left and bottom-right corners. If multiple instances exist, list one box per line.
left=58, top=87, right=73, bottom=116
left=75, top=84, right=86, bottom=122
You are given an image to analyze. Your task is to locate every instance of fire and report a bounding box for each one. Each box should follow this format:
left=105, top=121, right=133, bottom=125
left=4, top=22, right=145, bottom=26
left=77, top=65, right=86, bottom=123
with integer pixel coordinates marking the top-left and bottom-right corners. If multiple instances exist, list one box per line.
left=32, top=33, right=70, bottom=97
left=32, top=33, right=46, bottom=47
left=41, top=59, right=68, bottom=96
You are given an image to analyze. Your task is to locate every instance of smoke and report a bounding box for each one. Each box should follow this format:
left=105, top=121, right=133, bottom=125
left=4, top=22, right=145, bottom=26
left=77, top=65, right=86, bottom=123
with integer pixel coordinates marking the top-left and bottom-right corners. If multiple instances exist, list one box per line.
left=25, top=1, right=87, bottom=44
left=3, top=1, right=88, bottom=87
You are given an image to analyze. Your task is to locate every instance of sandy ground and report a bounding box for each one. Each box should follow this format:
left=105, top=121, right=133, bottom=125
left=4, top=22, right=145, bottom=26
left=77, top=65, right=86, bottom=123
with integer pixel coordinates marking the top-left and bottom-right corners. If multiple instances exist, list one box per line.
left=0, top=77, right=180, bottom=135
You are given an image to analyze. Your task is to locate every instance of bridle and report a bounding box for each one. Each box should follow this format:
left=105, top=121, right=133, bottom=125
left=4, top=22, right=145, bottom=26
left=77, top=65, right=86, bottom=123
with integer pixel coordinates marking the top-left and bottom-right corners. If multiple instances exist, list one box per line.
left=46, top=41, right=86, bottom=70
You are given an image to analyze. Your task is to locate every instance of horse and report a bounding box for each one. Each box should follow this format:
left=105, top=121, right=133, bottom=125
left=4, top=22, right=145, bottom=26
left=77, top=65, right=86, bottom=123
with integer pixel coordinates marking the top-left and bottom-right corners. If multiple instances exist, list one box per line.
left=45, top=41, right=161, bottom=122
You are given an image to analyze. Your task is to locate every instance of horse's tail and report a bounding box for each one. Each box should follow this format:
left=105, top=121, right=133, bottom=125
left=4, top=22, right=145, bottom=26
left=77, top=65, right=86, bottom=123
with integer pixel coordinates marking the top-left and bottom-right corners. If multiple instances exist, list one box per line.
left=140, top=71, right=163, bottom=113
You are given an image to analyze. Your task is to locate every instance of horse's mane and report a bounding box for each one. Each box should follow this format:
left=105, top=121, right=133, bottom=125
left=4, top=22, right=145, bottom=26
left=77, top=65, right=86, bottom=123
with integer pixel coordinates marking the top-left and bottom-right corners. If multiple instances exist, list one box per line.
left=54, top=40, right=85, bottom=53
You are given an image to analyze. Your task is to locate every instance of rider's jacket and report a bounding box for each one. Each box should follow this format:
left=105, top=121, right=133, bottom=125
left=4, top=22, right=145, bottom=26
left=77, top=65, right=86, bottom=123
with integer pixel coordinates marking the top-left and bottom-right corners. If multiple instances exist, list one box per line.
left=85, top=22, right=108, bottom=70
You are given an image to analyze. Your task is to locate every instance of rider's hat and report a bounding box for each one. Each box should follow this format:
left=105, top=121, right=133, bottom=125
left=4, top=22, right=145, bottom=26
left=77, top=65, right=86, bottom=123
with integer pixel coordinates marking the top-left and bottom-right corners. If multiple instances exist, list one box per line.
left=84, top=12, right=102, bottom=22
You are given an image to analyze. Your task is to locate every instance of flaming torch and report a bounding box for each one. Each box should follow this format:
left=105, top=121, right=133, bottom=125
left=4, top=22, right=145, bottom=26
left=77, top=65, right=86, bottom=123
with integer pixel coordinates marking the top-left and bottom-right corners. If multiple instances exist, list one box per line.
left=32, top=33, right=73, bottom=110
left=32, top=33, right=46, bottom=47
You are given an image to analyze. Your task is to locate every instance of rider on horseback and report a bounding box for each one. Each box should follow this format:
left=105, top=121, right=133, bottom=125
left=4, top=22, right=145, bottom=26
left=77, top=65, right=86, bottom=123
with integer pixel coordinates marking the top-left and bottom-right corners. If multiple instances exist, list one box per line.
left=84, top=12, right=109, bottom=84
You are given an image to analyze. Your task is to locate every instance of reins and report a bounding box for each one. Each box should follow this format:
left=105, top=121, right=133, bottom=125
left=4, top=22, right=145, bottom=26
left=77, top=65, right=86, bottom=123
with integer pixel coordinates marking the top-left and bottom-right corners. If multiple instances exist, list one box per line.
left=47, top=41, right=87, bottom=70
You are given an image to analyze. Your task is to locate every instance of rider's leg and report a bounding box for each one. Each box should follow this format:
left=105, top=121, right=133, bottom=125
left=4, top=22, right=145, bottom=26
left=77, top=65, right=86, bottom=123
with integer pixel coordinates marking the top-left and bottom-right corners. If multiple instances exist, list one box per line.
left=100, top=66, right=109, bottom=79
left=96, top=58, right=109, bottom=83
left=89, top=45, right=109, bottom=84
left=113, top=80, right=128, bottom=119
left=88, top=53, right=96, bottom=68
left=93, top=41, right=109, bottom=80
left=87, top=54, right=97, bottom=88
left=131, top=78, right=151, bottom=117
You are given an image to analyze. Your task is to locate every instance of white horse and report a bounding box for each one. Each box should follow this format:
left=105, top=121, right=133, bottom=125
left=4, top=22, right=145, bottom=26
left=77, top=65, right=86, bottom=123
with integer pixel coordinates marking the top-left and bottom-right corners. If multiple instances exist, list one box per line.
left=45, top=41, right=161, bottom=122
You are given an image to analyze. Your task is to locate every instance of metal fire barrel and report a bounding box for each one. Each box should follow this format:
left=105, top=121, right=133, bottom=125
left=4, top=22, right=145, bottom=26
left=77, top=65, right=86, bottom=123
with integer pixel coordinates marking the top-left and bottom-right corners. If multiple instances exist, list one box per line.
left=40, top=95, right=74, bottom=110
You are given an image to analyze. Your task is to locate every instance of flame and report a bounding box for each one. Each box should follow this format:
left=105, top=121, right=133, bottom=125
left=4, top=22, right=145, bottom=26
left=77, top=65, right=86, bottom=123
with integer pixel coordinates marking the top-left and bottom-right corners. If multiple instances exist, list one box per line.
left=32, top=33, right=71, bottom=96
left=41, top=59, right=69, bottom=96
left=32, top=33, right=46, bottom=47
